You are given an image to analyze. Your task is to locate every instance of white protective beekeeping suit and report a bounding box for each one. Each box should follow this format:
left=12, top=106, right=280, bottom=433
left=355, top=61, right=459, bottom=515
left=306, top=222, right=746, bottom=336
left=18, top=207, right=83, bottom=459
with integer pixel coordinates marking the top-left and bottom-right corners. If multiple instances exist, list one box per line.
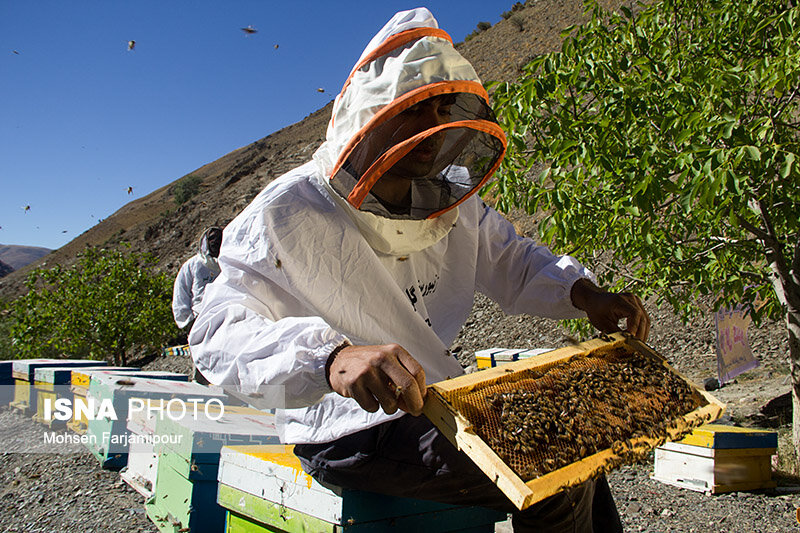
left=189, top=8, right=595, bottom=444
left=172, top=229, right=222, bottom=329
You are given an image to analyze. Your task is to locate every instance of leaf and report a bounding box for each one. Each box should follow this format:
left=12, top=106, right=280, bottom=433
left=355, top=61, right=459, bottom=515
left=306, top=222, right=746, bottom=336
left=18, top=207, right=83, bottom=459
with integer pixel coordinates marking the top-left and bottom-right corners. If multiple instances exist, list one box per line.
left=744, top=145, right=761, bottom=161
left=780, top=152, right=795, bottom=178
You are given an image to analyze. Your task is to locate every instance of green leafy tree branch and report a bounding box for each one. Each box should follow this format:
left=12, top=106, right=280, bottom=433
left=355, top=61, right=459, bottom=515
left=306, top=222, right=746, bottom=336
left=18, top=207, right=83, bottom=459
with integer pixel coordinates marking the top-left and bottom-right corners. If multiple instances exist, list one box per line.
left=489, top=0, right=800, bottom=454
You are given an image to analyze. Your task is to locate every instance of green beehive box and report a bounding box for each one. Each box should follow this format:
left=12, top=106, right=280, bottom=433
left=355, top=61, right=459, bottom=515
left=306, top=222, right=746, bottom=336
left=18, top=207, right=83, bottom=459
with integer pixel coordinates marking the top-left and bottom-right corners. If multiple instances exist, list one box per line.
left=123, top=402, right=269, bottom=500
left=84, top=373, right=225, bottom=469
left=67, top=367, right=150, bottom=434
left=216, top=445, right=505, bottom=533
left=145, top=409, right=280, bottom=533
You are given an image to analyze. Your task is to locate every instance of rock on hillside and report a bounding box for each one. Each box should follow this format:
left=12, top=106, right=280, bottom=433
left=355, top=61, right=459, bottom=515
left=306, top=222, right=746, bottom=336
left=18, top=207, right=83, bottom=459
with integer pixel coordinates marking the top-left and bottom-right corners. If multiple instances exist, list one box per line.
left=0, top=0, right=627, bottom=301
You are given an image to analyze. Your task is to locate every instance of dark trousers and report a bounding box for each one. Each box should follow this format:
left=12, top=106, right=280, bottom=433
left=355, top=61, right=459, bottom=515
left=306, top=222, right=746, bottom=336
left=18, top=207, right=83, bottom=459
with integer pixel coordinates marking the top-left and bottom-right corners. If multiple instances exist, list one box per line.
left=294, top=414, right=622, bottom=533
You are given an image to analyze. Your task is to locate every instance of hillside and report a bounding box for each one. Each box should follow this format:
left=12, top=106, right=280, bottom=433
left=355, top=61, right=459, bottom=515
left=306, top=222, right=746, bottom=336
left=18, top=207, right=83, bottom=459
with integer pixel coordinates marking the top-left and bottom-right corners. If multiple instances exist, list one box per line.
left=0, top=0, right=627, bottom=301
left=0, top=260, right=12, bottom=278
left=0, top=244, right=51, bottom=272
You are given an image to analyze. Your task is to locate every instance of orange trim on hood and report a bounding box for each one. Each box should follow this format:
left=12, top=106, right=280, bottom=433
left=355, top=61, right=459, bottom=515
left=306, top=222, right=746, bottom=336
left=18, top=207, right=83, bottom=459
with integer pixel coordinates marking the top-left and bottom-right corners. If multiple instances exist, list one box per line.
left=330, top=80, right=490, bottom=183
left=339, top=27, right=452, bottom=97
left=346, top=119, right=507, bottom=217
left=330, top=27, right=453, bottom=129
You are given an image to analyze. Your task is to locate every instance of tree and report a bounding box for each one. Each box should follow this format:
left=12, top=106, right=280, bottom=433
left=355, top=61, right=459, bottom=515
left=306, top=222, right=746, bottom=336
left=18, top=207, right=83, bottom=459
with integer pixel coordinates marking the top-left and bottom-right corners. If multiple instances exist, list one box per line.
left=490, top=0, right=800, bottom=456
left=9, top=245, right=180, bottom=365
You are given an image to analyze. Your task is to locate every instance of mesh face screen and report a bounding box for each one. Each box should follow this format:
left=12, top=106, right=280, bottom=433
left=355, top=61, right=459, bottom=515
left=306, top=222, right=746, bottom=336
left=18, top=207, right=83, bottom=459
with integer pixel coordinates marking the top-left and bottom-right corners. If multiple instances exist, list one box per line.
left=440, top=345, right=708, bottom=481
left=330, top=92, right=504, bottom=219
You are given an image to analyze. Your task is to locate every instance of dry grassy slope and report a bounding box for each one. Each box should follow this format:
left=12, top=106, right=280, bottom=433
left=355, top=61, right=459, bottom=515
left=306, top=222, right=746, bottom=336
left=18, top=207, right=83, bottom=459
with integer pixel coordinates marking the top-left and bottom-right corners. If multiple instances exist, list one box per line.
left=0, top=0, right=626, bottom=300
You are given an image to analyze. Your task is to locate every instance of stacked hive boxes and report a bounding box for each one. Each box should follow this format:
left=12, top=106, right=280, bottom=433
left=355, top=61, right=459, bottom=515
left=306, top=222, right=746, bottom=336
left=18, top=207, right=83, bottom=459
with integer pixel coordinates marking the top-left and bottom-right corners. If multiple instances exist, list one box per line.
left=84, top=373, right=226, bottom=469
left=0, top=360, right=14, bottom=406
left=11, top=359, right=105, bottom=416
left=653, top=424, right=778, bottom=494
left=68, top=367, right=148, bottom=433
left=122, top=401, right=268, bottom=500
left=475, top=348, right=551, bottom=369
left=144, top=407, right=281, bottom=533
left=162, top=345, right=191, bottom=357
left=216, top=445, right=505, bottom=532
left=32, top=365, right=112, bottom=427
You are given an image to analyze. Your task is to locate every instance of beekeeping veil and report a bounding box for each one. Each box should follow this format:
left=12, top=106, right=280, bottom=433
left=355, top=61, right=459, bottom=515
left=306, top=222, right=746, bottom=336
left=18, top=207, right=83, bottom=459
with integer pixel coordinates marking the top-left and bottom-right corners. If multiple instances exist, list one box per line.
left=313, top=8, right=506, bottom=254
left=198, top=226, right=222, bottom=274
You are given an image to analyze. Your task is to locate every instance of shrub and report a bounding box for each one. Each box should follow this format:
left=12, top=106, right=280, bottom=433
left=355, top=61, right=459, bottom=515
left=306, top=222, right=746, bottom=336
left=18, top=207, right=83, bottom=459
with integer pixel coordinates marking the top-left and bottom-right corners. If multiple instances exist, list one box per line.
left=171, top=174, right=203, bottom=205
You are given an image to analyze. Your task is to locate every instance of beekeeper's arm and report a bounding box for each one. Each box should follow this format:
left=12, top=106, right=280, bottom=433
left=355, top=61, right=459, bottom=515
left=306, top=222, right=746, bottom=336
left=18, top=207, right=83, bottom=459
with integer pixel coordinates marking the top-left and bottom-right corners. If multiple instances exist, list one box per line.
left=172, top=260, right=196, bottom=329
left=189, top=272, right=348, bottom=408
left=192, top=274, right=426, bottom=413
left=475, top=202, right=649, bottom=340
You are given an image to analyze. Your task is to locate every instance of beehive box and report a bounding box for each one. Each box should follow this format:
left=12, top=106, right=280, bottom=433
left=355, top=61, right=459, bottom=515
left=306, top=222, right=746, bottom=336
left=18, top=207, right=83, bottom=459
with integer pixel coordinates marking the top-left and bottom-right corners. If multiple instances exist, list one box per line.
left=215, top=445, right=505, bottom=533
left=162, top=344, right=191, bottom=357
left=423, top=332, right=725, bottom=510
left=0, top=361, right=14, bottom=406
left=84, top=373, right=226, bottom=469
left=123, top=401, right=269, bottom=499
left=144, top=409, right=281, bottom=533
left=11, top=359, right=104, bottom=416
left=476, top=348, right=551, bottom=369
left=653, top=424, right=777, bottom=494
left=68, top=369, right=186, bottom=434
left=32, top=365, right=111, bottom=427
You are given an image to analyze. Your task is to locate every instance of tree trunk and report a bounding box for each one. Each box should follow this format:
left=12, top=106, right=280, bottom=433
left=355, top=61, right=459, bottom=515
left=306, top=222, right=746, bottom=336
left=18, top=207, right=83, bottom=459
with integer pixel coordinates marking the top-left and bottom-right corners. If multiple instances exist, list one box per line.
left=789, top=304, right=800, bottom=469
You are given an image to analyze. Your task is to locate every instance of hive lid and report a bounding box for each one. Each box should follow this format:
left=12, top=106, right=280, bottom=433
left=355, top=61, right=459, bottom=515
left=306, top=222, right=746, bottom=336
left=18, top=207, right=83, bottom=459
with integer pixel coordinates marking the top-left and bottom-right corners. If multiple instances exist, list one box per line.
left=12, top=359, right=103, bottom=381
left=678, top=423, right=777, bottom=449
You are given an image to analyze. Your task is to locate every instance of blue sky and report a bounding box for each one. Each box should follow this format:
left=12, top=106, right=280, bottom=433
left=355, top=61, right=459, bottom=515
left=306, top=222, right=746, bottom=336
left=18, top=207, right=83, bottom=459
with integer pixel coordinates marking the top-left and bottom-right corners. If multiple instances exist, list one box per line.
left=0, top=1, right=509, bottom=250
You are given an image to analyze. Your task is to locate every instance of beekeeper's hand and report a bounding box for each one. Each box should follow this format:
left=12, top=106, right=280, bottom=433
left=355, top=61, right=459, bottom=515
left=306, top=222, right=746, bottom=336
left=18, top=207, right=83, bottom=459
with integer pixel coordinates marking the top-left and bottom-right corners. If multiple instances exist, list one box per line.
left=570, top=278, right=650, bottom=341
left=325, top=343, right=427, bottom=416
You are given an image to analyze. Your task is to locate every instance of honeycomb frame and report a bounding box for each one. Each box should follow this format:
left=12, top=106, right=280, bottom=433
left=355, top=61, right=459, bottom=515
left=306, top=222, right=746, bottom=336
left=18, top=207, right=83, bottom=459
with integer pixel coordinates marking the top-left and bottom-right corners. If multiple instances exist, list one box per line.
left=422, top=332, right=725, bottom=510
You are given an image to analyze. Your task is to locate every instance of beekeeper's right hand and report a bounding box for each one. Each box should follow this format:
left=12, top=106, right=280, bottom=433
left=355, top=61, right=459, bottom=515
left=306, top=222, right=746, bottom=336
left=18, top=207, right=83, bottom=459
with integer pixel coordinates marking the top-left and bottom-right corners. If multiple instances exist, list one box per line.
left=325, top=344, right=427, bottom=416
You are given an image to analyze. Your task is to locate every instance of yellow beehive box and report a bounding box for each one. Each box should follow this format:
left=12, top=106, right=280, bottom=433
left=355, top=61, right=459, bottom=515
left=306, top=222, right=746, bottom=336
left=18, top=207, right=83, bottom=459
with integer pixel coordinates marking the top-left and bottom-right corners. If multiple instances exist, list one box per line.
left=423, top=332, right=724, bottom=510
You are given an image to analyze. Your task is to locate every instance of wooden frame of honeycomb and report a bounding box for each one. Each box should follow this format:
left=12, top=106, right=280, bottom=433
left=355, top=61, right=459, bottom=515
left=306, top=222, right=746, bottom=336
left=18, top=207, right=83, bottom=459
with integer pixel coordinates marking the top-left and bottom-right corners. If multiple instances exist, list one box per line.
left=423, top=332, right=725, bottom=510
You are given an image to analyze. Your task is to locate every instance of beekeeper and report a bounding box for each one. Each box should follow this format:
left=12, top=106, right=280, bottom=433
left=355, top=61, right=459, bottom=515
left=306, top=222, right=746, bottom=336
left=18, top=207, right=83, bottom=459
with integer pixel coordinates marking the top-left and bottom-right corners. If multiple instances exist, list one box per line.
left=190, top=8, right=648, bottom=532
left=171, top=226, right=223, bottom=329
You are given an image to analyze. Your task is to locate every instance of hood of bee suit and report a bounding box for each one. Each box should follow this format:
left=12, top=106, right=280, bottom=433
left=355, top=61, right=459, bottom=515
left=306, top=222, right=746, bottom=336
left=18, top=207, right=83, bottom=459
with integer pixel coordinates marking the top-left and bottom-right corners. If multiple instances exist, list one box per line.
left=312, top=7, right=507, bottom=256
left=198, top=227, right=222, bottom=274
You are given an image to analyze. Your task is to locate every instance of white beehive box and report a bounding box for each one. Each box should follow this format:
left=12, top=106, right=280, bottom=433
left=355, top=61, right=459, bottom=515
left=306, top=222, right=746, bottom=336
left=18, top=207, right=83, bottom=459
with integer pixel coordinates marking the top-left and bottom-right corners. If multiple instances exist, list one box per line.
left=653, top=424, right=777, bottom=494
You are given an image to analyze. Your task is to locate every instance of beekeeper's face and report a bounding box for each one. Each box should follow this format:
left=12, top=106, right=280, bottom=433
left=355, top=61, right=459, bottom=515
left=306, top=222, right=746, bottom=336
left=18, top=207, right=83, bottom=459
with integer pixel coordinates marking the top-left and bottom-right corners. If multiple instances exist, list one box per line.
left=369, top=94, right=455, bottom=207
left=206, top=228, right=222, bottom=257
left=384, top=94, right=455, bottom=178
